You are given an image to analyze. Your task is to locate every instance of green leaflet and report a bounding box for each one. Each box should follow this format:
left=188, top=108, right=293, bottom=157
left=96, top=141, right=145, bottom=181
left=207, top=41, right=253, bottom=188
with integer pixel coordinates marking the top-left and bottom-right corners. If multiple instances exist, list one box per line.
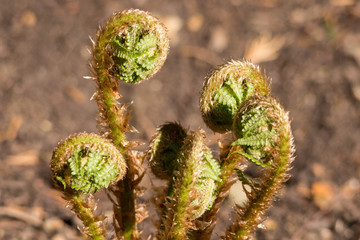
left=51, top=133, right=126, bottom=195
left=109, top=26, right=159, bottom=83
left=193, top=151, right=222, bottom=215
left=68, top=147, right=120, bottom=194
left=201, top=152, right=222, bottom=182
left=232, top=106, right=277, bottom=167
left=211, top=82, right=240, bottom=127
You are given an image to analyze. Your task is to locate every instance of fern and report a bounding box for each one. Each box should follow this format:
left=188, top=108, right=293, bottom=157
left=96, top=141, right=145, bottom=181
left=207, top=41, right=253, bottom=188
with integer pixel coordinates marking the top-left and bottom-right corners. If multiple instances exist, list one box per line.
left=50, top=9, right=294, bottom=240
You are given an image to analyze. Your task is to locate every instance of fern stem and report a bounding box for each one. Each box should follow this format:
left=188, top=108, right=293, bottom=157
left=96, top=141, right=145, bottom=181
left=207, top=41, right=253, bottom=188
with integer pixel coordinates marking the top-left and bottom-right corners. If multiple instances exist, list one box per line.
left=95, top=87, right=129, bottom=152
left=65, top=191, right=106, bottom=240
left=172, top=134, right=202, bottom=239
left=92, top=63, right=138, bottom=239
left=120, top=177, right=138, bottom=240
left=159, top=130, right=206, bottom=240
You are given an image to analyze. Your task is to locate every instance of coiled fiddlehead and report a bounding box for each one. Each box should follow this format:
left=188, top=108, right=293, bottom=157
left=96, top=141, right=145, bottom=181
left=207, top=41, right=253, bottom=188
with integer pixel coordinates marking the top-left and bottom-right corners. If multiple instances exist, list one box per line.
left=147, top=122, right=188, bottom=180
left=224, top=95, right=294, bottom=239
left=50, top=133, right=127, bottom=239
left=51, top=133, right=127, bottom=194
left=200, top=60, right=270, bottom=133
left=147, top=125, right=221, bottom=239
left=93, top=9, right=169, bottom=85
left=194, top=60, right=294, bottom=240
left=51, top=7, right=295, bottom=239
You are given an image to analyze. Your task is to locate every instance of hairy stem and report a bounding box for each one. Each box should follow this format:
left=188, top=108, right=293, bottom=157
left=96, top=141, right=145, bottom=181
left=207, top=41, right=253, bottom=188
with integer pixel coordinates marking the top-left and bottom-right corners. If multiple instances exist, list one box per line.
left=65, top=191, right=105, bottom=240
left=233, top=125, right=292, bottom=239
left=91, top=10, right=169, bottom=238
left=160, top=130, right=207, bottom=240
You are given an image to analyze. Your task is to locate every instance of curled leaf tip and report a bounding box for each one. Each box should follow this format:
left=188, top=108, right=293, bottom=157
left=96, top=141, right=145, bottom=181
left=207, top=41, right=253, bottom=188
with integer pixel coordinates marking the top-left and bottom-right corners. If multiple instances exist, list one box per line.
left=200, top=60, right=270, bottom=133
left=147, top=122, right=188, bottom=180
left=93, top=9, right=169, bottom=84
left=50, top=132, right=127, bottom=194
left=232, top=95, right=291, bottom=168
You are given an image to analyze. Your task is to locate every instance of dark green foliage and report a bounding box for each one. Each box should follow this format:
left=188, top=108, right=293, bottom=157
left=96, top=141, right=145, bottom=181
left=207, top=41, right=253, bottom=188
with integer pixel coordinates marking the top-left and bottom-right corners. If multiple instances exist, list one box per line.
left=211, top=78, right=257, bottom=128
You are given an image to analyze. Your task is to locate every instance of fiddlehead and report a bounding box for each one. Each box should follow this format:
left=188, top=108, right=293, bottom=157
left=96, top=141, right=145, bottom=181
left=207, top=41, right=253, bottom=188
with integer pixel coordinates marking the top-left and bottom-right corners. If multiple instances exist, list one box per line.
left=51, top=133, right=127, bottom=194
left=93, top=9, right=169, bottom=85
left=200, top=60, right=270, bottom=133
left=195, top=60, right=294, bottom=240
left=89, top=10, right=169, bottom=239
left=147, top=122, right=188, bottom=180
left=91, top=9, right=169, bottom=150
left=193, top=60, right=271, bottom=239
left=224, top=95, right=294, bottom=239
left=50, top=133, right=127, bottom=239
left=147, top=125, right=221, bottom=239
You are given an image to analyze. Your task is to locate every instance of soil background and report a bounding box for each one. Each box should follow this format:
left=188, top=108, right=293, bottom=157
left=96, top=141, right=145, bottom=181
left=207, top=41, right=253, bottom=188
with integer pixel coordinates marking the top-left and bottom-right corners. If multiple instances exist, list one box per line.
left=1, top=0, right=360, bottom=239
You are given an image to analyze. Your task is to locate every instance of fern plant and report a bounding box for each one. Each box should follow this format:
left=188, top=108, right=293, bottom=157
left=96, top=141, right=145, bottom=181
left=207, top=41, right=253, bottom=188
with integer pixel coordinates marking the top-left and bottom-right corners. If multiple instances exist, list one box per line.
left=50, top=9, right=294, bottom=240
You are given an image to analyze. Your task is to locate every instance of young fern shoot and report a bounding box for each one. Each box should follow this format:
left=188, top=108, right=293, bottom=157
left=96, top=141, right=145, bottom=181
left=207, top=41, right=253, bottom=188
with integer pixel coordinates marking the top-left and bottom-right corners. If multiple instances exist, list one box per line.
left=50, top=133, right=127, bottom=239
left=50, top=8, right=294, bottom=240
left=91, top=9, right=169, bottom=239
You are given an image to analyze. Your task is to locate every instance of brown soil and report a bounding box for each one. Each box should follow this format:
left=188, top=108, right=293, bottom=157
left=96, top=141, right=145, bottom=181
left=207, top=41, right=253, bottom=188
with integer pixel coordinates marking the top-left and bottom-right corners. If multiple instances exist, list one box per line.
left=1, top=0, right=360, bottom=239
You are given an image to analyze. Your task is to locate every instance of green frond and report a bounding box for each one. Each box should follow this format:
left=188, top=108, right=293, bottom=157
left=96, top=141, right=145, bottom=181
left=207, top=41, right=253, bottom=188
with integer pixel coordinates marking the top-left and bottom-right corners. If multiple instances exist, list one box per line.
left=200, top=60, right=270, bottom=133
left=67, top=147, right=120, bottom=193
left=230, top=150, right=270, bottom=167
left=93, top=9, right=169, bottom=84
left=201, top=152, right=222, bottom=182
left=108, top=27, right=159, bottom=83
left=224, top=95, right=294, bottom=239
left=226, top=78, right=244, bottom=102
left=135, top=33, right=158, bottom=52
left=232, top=102, right=278, bottom=167
left=111, top=44, right=132, bottom=60
left=125, top=26, right=139, bottom=49
left=213, top=85, right=239, bottom=112
left=50, top=133, right=127, bottom=194
left=136, top=51, right=158, bottom=70
left=241, top=108, right=267, bottom=134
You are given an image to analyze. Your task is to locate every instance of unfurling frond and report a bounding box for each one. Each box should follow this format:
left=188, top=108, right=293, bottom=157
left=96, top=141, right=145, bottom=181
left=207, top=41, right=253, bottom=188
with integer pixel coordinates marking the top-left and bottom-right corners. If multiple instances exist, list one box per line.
left=224, top=95, right=295, bottom=239
left=200, top=60, right=270, bottom=133
left=92, top=9, right=169, bottom=84
left=51, top=132, right=127, bottom=194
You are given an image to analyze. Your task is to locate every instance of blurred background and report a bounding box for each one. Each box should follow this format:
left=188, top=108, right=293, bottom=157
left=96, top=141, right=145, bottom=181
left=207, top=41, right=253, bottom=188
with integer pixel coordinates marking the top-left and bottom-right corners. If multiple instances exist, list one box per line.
left=0, top=0, right=360, bottom=239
